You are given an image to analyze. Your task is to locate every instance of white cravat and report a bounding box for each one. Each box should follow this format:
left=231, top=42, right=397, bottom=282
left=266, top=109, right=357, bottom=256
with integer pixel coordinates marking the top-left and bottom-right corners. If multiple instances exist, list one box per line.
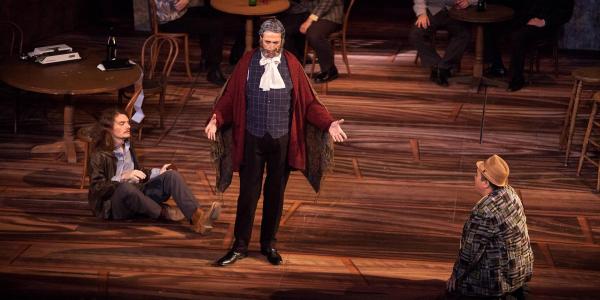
left=259, top=53, right=285, bottom=91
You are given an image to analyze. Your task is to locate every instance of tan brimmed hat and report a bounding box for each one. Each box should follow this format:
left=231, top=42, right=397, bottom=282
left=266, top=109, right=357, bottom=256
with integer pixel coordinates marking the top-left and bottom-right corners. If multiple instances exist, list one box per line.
left=476, top=154, right=509, bottom=187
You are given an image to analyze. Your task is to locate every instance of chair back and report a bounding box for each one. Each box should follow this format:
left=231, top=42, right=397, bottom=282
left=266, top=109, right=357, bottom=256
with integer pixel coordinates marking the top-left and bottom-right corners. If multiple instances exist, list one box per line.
left=125, top=86, right=143, bottom=119
left=147, top=0, right=160, bottom=34
left=341, top=0, right=356, bottom=38
left=0, top=21, right=23, bottom=59
left=140, top=34, right=179, bottom=81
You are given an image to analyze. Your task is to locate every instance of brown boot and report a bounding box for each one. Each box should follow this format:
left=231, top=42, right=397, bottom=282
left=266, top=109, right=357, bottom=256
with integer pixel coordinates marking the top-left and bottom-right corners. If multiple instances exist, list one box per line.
left=159, top=204, right=185, bottom=222
left=191, top=202, right=221, bottom=234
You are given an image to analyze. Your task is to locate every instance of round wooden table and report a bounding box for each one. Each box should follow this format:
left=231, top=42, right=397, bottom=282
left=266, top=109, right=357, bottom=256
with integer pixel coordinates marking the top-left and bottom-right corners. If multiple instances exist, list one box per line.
left=0, top=53, right=142, bottom=163
left=211, top=0, right=290, bottom=52
left=449, top=4, right=513, bottom=93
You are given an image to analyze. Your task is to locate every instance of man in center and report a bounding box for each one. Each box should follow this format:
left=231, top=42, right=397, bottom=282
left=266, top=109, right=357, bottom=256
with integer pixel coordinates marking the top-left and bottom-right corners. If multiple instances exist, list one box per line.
left=205, top=19, right=347, bottom=266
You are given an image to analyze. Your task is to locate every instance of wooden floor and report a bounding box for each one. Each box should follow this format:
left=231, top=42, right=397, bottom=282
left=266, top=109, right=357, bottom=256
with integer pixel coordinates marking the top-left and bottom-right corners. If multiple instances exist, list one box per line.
left=1, top=25, right=600, bottom=299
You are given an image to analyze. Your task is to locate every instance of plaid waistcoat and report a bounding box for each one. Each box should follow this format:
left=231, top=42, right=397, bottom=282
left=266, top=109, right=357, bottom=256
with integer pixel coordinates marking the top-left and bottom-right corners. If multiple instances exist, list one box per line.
left=245, top=51, right=293, bottom=139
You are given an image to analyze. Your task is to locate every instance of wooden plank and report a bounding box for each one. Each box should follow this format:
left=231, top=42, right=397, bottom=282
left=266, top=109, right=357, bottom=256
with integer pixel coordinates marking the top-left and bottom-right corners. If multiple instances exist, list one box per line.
left=280, top=201, right=302, bottom=226
left=577, top=216, right=595, bottom=244
left=341, top=257, right=369, bottom=286
left=351, top=158, right=362, bottom=179
left=409, top=139, right=420, bottom=162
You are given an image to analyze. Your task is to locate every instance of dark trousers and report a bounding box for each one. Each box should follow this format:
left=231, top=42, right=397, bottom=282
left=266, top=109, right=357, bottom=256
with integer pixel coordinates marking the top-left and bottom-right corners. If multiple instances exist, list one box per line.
left=279, top=11, right=310, bottom=61
left=485, top=23, right=557, bottom=82
left=409, top=9, right=471, bottom=70
left=109, top=171, right=200, bottom=221
left=306, top=19, right=342, bottom=72
left=159, top=5, right=224, bottom=71
left=508, top=25, right=556, bottom=82
left=232, top=132, right=291, bottom=252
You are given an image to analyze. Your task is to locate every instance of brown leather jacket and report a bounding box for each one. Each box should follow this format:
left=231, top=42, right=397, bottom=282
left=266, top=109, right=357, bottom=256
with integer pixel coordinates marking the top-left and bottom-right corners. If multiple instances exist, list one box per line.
left=88, top=144, right=150, bottom=219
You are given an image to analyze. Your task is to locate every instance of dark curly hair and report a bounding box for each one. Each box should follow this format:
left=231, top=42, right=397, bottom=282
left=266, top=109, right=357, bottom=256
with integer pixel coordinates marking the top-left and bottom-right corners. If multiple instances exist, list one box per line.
left=91, top=107, right=127, bottom=153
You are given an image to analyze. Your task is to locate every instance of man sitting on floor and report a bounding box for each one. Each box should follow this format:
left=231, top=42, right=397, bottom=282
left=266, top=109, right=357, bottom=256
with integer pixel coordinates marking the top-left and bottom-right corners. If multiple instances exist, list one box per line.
left=446, top=154, right=533, bottom=300
left=87, top=107, right=221, bottom=234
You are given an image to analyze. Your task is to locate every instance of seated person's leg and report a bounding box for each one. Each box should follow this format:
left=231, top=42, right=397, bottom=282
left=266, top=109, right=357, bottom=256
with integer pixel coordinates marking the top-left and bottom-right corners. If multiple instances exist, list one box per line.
left=507, top=25, right=547, bottom=91
left=484, top=23, right=508, bottom=76
left=279, top=11, right=310, bottom=61
left=409, top=11, right=442, bottom=70
left=142, top=171, right=198, bottom=218
left=441, top=16, right=471, bottom=73
left=110, top=182, right=162, bottom=220
left=306, top=19, right=341, bottom=83
left=182, top=6, right=227, bottom=85
left=143, top=170, right=220, bottom=234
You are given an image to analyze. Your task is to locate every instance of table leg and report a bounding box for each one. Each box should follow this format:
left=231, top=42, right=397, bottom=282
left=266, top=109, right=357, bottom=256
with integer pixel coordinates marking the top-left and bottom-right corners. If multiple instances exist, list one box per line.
left=470, top=24, right=484, bottom=93
left=31, top=95, right=77, bottom=163
left=63, top=95, right=76, bottom=163
left=245, top=17, right=254, bottom=53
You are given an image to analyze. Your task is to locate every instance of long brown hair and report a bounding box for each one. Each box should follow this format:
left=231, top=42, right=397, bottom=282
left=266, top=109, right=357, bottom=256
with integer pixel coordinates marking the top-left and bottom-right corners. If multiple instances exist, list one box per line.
left=91, top=107, right=127, bottom=153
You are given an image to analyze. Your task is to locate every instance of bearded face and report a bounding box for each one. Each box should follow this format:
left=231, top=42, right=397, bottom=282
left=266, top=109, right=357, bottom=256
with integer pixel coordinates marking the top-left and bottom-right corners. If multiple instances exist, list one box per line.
left=260, top=31, right=283, bottom=58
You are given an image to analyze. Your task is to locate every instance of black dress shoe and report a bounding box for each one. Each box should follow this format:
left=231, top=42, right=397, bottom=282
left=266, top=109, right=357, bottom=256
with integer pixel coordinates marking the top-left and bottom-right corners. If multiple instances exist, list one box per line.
left=434, top=67, right=450, bottom=87
left=314, top=66, right=339, bottom=83
left=207, top=68, right=226, bottom=86
left=484, top=65, right=507, bottom=77
left=260, top=247, right=283, bottom=265
left=215, top=250, right=247, bottom=267
left=429, top=66, right=438, bottom=82
left=507, top=78, right=525, bottom=92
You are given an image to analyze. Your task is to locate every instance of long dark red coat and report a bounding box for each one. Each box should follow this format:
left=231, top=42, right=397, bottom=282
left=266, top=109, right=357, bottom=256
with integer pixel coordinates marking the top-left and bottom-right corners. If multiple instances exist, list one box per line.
left=210, top=49, right=335, bottom=193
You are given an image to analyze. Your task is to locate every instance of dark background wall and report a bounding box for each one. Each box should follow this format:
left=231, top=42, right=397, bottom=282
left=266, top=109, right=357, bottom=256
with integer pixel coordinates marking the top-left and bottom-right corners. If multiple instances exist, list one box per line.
left=1, top=0, right=597, bottom=51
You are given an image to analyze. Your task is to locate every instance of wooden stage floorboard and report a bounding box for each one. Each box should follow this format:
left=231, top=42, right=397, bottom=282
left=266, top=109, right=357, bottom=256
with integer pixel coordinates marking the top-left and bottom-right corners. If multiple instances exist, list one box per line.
left=1, top=29, right=600, bottom=299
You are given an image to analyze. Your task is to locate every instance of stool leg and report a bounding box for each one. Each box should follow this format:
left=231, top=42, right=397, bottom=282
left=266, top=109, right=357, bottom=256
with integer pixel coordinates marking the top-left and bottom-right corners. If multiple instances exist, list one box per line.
left=564, top=80, right=583, bottom=166
left=577, top=101, right=597, bottom=176
left=597, top=160, right=600, bottom=192
left=561, top=81, right=580, bottom=146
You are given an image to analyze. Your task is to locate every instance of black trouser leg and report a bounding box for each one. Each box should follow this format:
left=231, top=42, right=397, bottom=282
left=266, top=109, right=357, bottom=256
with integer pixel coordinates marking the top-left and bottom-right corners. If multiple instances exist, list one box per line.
left=306, top=19, right=341, bottom=72
left=280, top=11, right=310, bottom=61
left=259, top=134, right=290, bottom=250
left=439, top=15, right=471, bottom=70
left=410, top=11, right=442, bottom=68
left=109, top=183, right=162, bottom=220
left=159, top=6, right=224, bottom=71
left=233, top=132, right=267, bottom=252
left=142, top=171, right=200, bottom=221
left=508, top=25, right=551, bottom=82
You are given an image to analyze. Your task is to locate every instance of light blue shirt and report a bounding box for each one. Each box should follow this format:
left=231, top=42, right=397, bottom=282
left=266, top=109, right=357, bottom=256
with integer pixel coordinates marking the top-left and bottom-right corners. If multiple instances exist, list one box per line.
left=111, top=141, right=160, bottom=182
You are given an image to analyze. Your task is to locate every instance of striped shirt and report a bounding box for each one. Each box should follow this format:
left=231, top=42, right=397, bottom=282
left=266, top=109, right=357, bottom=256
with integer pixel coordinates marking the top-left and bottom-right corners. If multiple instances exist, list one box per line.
left=452, top=185, right=534, bottom=297
left=154, top=0, right=205, bottom=24
left=302, top=0, right=344, bottom=24
left=412, top=0, right=476, bottom=16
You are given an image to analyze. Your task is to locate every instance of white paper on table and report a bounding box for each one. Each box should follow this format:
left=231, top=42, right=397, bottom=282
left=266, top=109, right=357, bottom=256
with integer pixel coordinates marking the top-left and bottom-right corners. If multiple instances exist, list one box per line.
left=131, top=89, right=145, bottom=123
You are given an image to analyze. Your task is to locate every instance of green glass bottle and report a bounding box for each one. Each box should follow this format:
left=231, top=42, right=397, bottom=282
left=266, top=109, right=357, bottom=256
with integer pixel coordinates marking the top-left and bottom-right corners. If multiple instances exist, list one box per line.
left=249, top=0, right=257, bottom=6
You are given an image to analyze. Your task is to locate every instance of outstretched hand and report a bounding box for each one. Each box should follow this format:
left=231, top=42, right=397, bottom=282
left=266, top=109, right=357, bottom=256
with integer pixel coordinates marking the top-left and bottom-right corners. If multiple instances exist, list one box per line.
left=329, top=119, right=348, bottom=143
left=205, top=114, right=217, bottom=141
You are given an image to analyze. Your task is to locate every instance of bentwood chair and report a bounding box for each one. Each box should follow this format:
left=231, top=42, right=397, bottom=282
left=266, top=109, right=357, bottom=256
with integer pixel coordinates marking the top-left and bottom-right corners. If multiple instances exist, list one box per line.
left=78, top=87, right=143, bottom=189
left=121, top=34, right=179, bottom=140
left=147, top=0, right=192, bottom=79
left=303, top=0, right=356, bottom=78
left=0, top=21, right=24, bottom=133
